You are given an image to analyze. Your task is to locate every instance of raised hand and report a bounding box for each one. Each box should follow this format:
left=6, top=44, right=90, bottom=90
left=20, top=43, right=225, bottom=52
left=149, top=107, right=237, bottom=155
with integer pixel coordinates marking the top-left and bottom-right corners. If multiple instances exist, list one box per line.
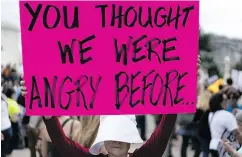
left=197, top=55, right=201, bottom=78
left=222, top=140, right=237, bottom=156
left=20, top=80, right=27, bottom=96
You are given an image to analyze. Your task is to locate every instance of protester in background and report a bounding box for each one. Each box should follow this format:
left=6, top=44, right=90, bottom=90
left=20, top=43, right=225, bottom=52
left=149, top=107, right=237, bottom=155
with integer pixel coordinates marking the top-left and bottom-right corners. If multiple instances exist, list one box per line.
left=36, top=116, right=104, bottom=156
left=197, top=82, right=213, bottom=112
left=27, top=116, right=44, bottom=157
left=165, top=128, right=176, bottom=157
left=10, top=68, right=18, bottom=84
left=2, top=65, right=11, bottom=82
left=5, top=87, right=22, bottom=153
left=226, top=89, right=242, bottom=115
left=227, top=78, right=233, bottom=86
left=208, top=92, right=242, bottom=157
left=236, top=111, right=242, bottom=134
left=225, top=78, right=242, bottom=100
left=1, top=93, right=12, bottom=157
left=198, top=109, right=211, bottom=157
left=197, top=83, right=213, bottom=157
left=38, top=116, right=105, bottom=157
left=177, top=113, right=200, bottom=157
left=16, top=76, right=30, bottom=148
left=6, top=87, right=20, bottom=123
left=220, top=111, right=242, bottom=157
left=40, top=116, right=81, bottom=157
left=178, top=81, right=205, bottom=157
left=219, top=84, right=224, bottom=90
left=1, top=63, right=4, bottom=72
left=2, top=80, right=14, bottom=96
left=72, top=116, right=100, bottom=148
left=17, top=89, right=29, bottom=148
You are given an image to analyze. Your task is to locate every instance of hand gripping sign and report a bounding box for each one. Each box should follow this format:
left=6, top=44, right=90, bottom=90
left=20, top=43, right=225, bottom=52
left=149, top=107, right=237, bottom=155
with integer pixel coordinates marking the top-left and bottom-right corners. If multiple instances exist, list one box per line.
left=19, top=0, right=199, bottom=115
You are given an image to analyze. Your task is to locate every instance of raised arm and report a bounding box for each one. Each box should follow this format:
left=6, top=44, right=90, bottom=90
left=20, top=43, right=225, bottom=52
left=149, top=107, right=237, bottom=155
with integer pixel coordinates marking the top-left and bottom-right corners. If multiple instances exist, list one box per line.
left=43, top=116, right=93, bottom=157
left=134, top=114, right=177, bottom=157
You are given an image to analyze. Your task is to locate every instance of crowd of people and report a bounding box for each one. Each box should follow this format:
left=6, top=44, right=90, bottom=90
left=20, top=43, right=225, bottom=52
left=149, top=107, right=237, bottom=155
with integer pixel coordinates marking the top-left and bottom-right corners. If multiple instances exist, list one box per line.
left=161, top=78, right=242, bottom=157
left=1, top=65, right=26, bottom=156
left=1, top=62, right=242, bottom=157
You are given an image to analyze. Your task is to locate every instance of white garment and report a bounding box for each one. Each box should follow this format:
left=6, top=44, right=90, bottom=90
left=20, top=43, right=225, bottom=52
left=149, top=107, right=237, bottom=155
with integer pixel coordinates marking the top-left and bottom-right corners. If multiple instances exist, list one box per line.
left=90, top=115, right=143, bottom=155
left=1, top=95, right=11, bottom=131
left=209, top=110, right=238, bottom=150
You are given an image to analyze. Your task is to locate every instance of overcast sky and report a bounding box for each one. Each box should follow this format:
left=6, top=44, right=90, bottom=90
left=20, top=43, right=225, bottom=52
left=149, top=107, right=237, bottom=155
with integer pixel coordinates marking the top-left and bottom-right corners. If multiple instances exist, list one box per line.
left=1, top=0, right=242, bottom=39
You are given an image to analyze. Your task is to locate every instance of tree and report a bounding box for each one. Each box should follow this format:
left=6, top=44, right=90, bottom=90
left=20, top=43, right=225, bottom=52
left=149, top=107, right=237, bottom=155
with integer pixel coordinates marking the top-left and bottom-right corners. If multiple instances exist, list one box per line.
left=234, top=56, right=242, bottom=70
left=199, top=33, right=212, bottom=52
left=199, top=30, right=220, bottom=77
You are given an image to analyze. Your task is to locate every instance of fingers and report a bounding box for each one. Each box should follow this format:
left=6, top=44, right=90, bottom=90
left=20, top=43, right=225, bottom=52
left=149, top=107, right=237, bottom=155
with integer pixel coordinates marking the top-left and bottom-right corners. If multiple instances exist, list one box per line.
left=21, top=89, right=27, bottom=96
left=21, top=91, right=27, bottom=96
left=20, top=80, right=25, bottom=86
left=20, top=80, right=27, bottom=96
left=20, top=85, right=26, bottom=91
left=198, top=55, right=201, bottom=64
left=222, top=140, right=232, bottom=147
left=197, top=58, right=201, bottom=79
left=222, top=139, right=228, bottom=143
left=197, top=64, right=200, bottom=74
left=20, top=85, right=27, bottom=96
left=197, top=63, right=200, bottom=74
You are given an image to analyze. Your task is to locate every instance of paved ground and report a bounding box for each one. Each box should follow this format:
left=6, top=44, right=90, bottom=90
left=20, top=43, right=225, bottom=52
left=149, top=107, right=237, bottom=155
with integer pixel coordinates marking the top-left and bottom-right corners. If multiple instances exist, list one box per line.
left=9, top=115, right=196, bottom=157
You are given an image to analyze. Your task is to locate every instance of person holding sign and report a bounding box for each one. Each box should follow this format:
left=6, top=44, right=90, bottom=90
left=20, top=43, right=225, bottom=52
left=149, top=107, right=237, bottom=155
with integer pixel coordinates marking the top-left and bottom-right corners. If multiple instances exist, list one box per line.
left=43, top=114, right=176, bottom=157
left=24, top=56, right=202, bottom=156
left=20, top=57, right=200, bottom=157
left=20, top=83, right=176, bottom=157
left=22, top=83, right=176, bottom=157
left=19, top=0, right=201, bottom=155
left=22, top=80, right=176, bottom=157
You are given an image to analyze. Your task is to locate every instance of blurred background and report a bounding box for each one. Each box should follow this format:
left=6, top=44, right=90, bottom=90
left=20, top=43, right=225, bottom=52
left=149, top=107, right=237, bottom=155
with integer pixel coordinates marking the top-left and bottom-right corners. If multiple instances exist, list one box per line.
left=1, top=0, right=242, bottom=157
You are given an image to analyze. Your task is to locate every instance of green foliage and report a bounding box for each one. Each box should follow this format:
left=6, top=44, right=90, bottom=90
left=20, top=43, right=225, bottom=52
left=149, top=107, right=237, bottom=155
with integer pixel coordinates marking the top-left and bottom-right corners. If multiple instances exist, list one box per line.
left=199, top=30, right=220, bottom=77
left=199, top=34, right=212, bottom=52
left=234, top=56, right=242, bottom=70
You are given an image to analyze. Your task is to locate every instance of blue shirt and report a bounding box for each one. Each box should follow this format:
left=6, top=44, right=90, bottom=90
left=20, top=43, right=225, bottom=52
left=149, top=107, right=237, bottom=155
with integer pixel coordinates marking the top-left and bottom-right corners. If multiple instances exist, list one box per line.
left=226, top=104, right=242, bottom=112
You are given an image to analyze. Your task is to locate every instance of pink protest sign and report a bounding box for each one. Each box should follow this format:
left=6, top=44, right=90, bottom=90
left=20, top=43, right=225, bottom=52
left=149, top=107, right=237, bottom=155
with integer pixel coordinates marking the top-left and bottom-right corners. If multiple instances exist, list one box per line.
left=20, top=1, right=199, bottom=115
